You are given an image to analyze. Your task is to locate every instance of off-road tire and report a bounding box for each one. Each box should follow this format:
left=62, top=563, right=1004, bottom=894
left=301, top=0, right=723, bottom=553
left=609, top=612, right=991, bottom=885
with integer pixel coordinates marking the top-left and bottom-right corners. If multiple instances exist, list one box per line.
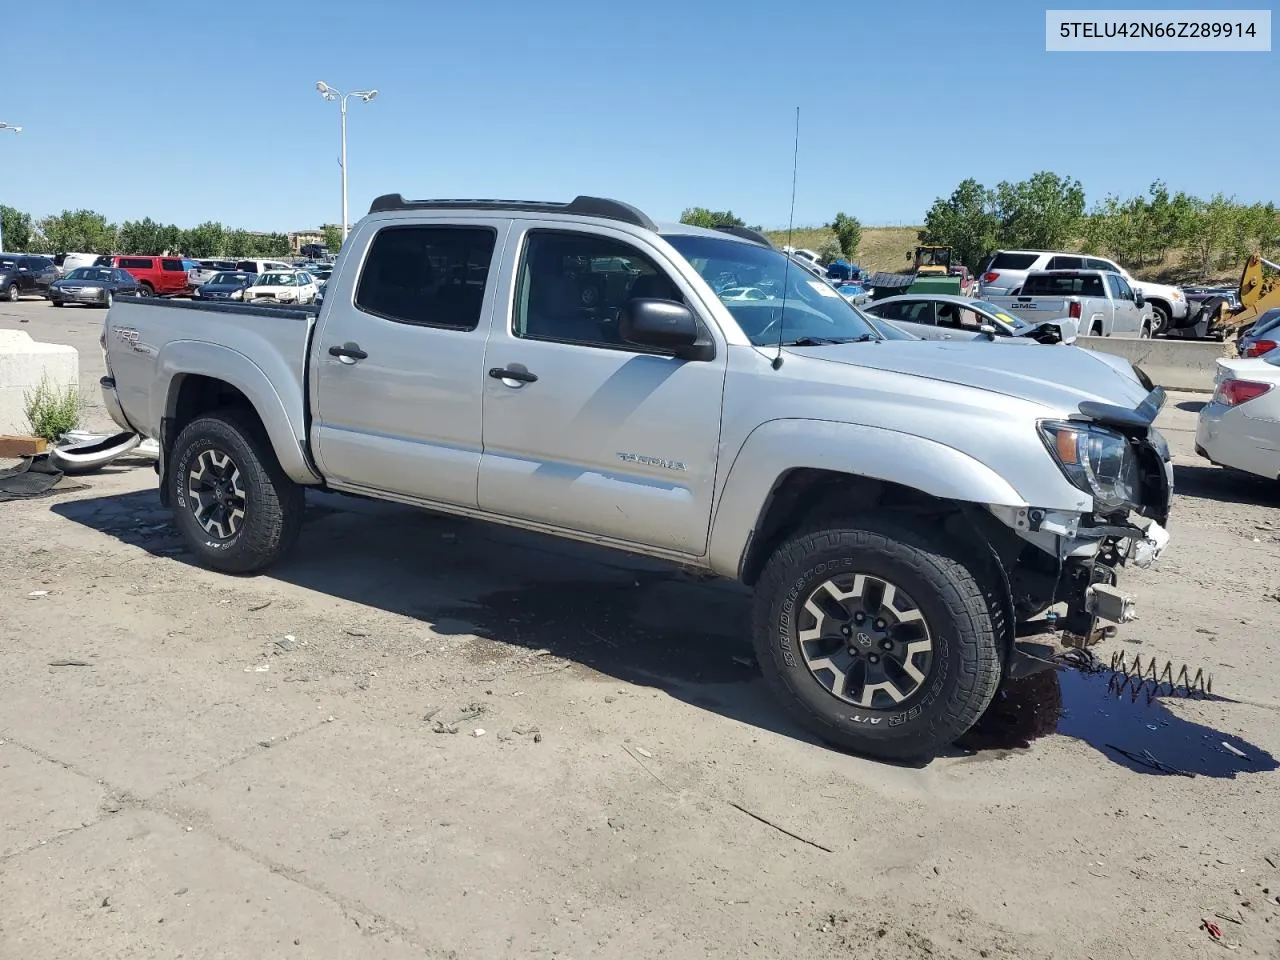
left=752, top=517, right=1002, bottom=760
left=169, top=410, right=304, bottom=574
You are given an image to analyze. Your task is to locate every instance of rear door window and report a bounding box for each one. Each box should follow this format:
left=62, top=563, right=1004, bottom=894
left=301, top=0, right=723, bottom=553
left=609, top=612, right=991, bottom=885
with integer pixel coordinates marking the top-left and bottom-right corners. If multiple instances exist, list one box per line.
left=161, top=258, right=185, bottom=272
left=988, top=252, right=1039, bottom=270
left=355, top=225, right=497, bottom=331
left=1047, top=255, right=1084, bottom=270
left=1086, top=257, right=1117, bottom=272
left=119, top=257, right=153, bottom=270
left=899, top=301, right=936, bottom=325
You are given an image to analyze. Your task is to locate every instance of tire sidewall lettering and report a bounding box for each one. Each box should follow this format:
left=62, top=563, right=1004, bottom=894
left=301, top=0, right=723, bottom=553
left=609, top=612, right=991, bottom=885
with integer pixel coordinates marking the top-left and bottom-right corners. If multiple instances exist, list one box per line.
left=173, top=434, right=243, bottom=554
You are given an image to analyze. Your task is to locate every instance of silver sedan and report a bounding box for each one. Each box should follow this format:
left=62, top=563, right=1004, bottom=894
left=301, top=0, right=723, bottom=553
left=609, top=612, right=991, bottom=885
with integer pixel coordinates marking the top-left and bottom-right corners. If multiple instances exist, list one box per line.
left=863, top=294, right=1079, bottom=345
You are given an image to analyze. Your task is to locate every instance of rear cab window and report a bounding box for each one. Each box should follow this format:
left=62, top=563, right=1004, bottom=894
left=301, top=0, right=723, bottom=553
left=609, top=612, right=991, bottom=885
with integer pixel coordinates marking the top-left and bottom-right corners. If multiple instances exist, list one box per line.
left=988, top=252, right=1040, bottom=270
left=161, top=258, right=185, bottom=271
left=119, top=257, right=154, bottom=270
left=1022, top=273, right=1105, bottom=297
left=354, top=224, right=497, bottom=330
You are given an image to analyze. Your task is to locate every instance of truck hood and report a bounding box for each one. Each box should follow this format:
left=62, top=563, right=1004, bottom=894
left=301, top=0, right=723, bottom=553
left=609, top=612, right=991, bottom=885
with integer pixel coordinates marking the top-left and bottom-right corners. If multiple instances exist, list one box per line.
left=795, top=340, right=1150, bottom=412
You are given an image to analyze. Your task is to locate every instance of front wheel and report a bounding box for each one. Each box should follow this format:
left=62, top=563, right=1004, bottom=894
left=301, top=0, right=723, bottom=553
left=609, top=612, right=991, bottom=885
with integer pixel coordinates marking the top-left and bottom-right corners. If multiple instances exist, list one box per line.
left=5, top=283, right=17, bottom=302
left=752, top=517, right=1001, bottom=760
left=168, top=411, right=304, bottom=573
left=1150, top=304, right=1170, bottom=337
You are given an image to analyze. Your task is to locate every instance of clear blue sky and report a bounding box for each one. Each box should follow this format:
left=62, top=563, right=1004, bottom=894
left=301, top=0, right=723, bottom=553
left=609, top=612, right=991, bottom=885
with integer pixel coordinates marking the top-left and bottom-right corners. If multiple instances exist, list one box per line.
left=2, top=0, right=1274, bottom=232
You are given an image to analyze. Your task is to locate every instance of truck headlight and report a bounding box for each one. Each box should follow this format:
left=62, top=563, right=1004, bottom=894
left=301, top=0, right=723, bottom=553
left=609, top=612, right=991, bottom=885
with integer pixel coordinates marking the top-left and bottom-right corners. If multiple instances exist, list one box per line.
left=1039, top=421, right=1140, bottom=511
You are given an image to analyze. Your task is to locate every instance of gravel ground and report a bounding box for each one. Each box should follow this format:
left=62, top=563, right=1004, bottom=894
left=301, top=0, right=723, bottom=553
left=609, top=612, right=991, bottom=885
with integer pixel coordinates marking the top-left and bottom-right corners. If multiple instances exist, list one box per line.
left=2, top=298, right=1279, bottom=960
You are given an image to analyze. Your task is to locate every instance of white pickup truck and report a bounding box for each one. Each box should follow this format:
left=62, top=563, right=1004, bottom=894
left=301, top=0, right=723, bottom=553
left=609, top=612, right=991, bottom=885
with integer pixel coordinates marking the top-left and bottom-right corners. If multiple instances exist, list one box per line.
left=97, top=194, right=1173, bottom=761
left=985, top=269, right=1154, bottom=339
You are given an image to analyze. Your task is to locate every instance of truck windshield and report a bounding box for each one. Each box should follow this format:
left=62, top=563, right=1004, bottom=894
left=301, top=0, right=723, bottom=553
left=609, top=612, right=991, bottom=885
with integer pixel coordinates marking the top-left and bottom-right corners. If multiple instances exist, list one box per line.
left=663, top=234, right=881, bottom=346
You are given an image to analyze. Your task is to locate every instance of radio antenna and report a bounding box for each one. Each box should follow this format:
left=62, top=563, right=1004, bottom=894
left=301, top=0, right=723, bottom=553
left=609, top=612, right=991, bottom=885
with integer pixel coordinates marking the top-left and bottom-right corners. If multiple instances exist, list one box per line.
left=773, top=106, right=800, bottom=371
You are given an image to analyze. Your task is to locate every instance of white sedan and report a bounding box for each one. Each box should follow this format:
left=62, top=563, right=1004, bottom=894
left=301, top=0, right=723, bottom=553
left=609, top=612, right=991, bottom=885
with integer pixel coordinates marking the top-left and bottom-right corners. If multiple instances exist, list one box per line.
left=1195, top=355, right=1280, bottom=481
left=242, top=271, right=318, bottom=305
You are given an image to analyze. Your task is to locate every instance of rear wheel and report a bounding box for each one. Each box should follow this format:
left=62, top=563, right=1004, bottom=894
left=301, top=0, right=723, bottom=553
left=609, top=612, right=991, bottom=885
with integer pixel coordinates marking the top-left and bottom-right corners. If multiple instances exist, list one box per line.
left=52, top=300, right=64, bottom=308
left=752, top=516, right=1002, bottom=760
left=5, top=283, right=17, bottom=302
left=1091, top=321, right=1104, bottom=336
left=138, top=283, right=154, bottom=297
left=169, top=410, right=304, bottom=574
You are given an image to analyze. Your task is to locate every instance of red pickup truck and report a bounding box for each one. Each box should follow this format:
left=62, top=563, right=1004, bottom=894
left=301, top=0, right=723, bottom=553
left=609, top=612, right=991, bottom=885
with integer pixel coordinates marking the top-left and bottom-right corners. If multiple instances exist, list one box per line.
left=108, top=255, right=190, bottom=297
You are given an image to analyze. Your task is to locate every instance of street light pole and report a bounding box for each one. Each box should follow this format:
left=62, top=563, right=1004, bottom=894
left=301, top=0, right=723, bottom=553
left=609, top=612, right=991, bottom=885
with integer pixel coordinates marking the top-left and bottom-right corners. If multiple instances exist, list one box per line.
left=0, top=122, right=23, bottom=255
left=315, top=83, right=377, bottom=244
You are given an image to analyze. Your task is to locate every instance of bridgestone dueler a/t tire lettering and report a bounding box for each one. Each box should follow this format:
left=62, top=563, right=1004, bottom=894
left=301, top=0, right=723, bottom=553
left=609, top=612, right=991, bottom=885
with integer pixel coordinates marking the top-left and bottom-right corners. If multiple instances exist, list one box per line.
left=752, top=517, right=1001, bottom=760
left=169, top=410, right=304, bottom=574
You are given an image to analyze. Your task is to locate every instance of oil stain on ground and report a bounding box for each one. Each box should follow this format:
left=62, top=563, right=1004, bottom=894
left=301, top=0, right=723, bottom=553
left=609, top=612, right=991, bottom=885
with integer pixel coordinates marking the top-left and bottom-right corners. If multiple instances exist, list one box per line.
left=957, top=666, right=1277, bottom=778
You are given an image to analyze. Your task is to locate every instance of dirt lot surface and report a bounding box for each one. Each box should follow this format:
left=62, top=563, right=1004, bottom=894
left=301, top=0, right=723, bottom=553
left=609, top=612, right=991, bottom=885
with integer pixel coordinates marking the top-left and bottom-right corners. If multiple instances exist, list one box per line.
left=3, top=298, right=1279, bottom=959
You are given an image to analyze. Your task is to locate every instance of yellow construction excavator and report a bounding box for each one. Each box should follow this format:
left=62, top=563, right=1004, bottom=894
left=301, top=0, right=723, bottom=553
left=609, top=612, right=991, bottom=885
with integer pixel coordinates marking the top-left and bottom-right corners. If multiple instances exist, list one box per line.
left=1187, top=253, right=1280, bottom=339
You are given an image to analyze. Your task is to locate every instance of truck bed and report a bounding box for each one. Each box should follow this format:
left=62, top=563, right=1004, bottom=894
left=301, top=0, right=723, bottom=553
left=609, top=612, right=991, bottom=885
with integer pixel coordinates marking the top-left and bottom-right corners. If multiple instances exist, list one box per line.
left=102, top=297, right=318, bottom=467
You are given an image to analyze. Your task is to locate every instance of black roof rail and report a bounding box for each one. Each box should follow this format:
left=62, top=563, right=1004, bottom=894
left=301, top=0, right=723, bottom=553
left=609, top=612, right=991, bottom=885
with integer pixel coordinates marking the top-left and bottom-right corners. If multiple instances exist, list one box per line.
left=712, top=225, right=773, bottom=248
left=366, top=194, right=657, bottom=231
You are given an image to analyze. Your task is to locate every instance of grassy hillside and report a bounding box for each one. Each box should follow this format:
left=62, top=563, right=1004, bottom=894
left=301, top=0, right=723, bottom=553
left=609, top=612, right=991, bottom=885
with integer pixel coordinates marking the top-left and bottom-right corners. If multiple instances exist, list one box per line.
left=763, top=226, right=921, bottom=273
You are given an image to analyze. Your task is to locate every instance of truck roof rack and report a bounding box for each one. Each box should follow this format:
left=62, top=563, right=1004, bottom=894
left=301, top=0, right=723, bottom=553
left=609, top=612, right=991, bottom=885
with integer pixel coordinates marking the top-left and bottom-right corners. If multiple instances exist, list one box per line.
left=366, top=194, right=657, bottom=231
left=712, top=225, right=773, bottom=248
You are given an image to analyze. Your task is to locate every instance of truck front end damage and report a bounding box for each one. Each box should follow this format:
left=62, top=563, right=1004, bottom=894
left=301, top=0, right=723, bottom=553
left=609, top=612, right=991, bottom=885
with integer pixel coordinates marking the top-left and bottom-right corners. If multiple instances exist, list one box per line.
left=982, top=388, right=1173, bottom=674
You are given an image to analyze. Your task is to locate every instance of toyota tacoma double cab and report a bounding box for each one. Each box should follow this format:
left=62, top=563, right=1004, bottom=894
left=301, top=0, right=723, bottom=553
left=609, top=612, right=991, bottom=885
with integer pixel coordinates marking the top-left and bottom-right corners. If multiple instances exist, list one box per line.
left=99, top=194, right=1173, bottom=760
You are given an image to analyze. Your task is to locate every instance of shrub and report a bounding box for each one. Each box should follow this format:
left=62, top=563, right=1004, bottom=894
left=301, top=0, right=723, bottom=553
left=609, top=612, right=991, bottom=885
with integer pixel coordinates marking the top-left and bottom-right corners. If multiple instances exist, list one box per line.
left=23, top=375, right=81, bottom=442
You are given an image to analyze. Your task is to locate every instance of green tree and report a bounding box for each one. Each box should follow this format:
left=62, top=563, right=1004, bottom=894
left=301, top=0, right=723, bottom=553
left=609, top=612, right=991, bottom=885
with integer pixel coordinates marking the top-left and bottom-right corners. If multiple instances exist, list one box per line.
left=38, top=210, right=117, bottom=254
left=182, top=221, right=227, bottom=258
left=0, top=205, right=34, bottom=252
left=118, top=217, right=164, bottom=255
left=918, top=178, right=998, bottom=272
left=321, top=224, right=343, bottom=252
left=827, top=213, right=862, bottom=259
left=157, top=223, right=183, bottom=255
left=1180, top=194, right=1238, bottom=280
left=992, top=171, right=1085, bottom=250
left=679, top=207, right=745, bottom=229
left=225, top=229, right=252, bottom=258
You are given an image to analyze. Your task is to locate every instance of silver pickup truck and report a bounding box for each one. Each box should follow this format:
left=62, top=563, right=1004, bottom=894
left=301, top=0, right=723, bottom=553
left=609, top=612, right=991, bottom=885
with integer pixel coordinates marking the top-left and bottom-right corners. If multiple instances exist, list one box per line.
left=99, top=194, right=1173, bottom=761
left=986, top=269, right=1153, bottom=338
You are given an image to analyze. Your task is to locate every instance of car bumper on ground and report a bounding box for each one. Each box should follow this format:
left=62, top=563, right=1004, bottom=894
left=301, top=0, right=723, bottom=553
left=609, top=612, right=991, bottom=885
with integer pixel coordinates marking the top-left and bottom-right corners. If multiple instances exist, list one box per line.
left=1196, top=400, right=1280, bottom=480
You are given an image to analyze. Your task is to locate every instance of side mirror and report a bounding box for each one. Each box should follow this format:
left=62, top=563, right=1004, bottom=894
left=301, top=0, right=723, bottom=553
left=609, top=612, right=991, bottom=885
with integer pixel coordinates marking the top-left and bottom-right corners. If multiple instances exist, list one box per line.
left=620, top=299, right=711, bottom=361
left=1134, top=291, right=1145, bottom=307
left=979, top=323, right=997, bottom=340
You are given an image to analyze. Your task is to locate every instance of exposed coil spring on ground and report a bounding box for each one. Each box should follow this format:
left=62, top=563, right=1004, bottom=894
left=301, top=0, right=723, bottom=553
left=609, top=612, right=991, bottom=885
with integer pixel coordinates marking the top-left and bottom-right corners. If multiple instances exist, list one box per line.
left=1058, top=648, right=1214, bottom=702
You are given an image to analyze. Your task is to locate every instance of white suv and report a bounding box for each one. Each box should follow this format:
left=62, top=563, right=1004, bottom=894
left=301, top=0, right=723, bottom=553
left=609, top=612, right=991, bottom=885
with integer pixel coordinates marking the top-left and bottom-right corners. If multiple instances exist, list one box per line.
left=979, top=250, right=1188, bottom=336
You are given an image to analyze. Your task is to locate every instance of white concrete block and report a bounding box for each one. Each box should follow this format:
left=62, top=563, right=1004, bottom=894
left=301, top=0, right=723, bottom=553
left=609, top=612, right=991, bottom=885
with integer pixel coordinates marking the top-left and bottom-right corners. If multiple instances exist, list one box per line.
left=0, top=330, right=81, bottom=435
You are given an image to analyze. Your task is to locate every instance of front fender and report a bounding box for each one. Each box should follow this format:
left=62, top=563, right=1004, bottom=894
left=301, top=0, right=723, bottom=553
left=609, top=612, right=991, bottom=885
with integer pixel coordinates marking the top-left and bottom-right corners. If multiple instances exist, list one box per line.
left=155, top=340, right=321, bottom=484
left=706, top=419, right=1029, bottom=578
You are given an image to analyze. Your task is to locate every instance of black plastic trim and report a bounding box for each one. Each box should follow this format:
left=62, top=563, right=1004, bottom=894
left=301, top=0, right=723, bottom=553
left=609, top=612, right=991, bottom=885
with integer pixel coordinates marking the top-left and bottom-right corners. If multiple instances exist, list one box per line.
left=712, top=225, right=773, bottom=247
left=1077, top=386, right=1165, bottom=432
left=367, top=194, right=657, bottom=231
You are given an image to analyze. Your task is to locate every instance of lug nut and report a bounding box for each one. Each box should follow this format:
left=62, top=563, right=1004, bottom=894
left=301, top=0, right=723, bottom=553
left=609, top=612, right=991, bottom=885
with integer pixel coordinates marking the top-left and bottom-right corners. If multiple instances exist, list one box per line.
left=841, top=625, right=852, bottom=637
left=881, top=640, right=893, bottom=650
left=868, top=654, right=879, bottom=664
left=854, top=613, right=865, bottom=624
left=874, top=619, right=887, bottom=630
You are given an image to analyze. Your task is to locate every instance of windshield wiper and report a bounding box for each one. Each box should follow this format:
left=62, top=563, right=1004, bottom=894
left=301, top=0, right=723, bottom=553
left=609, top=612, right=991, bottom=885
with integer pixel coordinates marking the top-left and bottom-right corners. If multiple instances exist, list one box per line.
left=784, top=334, right=880, bottom=346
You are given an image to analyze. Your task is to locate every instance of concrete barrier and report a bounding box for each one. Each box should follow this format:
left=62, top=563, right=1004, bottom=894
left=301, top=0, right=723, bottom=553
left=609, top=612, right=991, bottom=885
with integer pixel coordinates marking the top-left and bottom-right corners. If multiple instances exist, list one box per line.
left=1076, top=336, right=1225, bottom=392
left=0, top=330, right=80, bottom=435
